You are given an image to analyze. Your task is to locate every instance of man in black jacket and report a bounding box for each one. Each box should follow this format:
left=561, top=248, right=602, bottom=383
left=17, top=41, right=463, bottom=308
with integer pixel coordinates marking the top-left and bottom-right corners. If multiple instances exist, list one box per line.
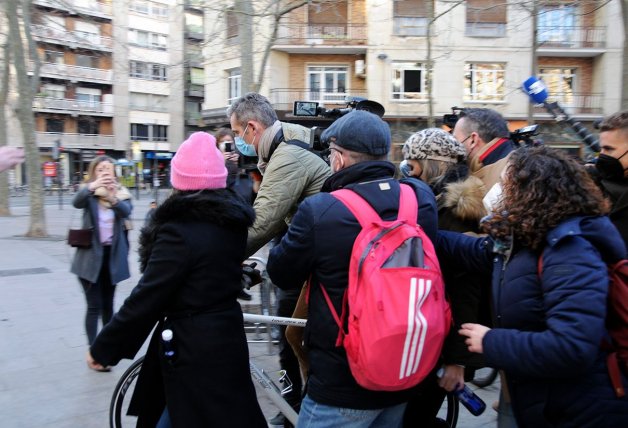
left=267, top=110, right=438, bottom=427
left=594, top=110, right=628, bottom=249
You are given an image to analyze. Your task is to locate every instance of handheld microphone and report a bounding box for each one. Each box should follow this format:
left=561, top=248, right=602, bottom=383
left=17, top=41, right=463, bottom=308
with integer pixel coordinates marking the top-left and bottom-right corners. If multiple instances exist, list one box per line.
left=522, top=76, right=599, bottom=152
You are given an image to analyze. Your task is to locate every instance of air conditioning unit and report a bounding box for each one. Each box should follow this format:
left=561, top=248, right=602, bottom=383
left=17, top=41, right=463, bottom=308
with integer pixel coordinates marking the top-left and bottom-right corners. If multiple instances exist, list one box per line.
left=354, top=60, right=366, bottom=77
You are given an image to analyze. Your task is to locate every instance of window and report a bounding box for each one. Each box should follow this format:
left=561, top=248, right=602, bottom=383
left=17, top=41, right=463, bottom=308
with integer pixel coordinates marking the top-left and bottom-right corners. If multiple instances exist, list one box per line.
left=46, top=118, right=64, bottom=133
left=537, top=4, right=577, bottom=46
left=74, top=21, right=101, bottom=44
left=42, top=84, right=65, bottom=99
left=464, top=63, right=505, bottom=102
left=226, top=8, right=238, bottom=39
left=128, top=29, right=167, bottom=50
left=78, top=119, right=99, bottom=134
left=129, top=0, right=169, bottom=18
left=308, top=1, right=347, bottom=38
left=76, top=88, right=102, bottom=109
left=393, top=0, right=428, bottom=36
left=75, top=54, right=97, bottom=68
left=228, top=68, right=241, bottom=105
left=190, top=68, right=204, bottom=85
left=44, top=50, right=64, bottom=64
left=539, top=67, right=577, bottom=106
left=392, top=62, right=426, bottom=100
left=130, top=61, right=168, bottom=81
left=130, top=123, right=168, bottom=141
left=308, top=66, right=347, bottom=102
left=131, top=123, right=149, bottom=141
left=130, top=92, right=168, bottom=111
left=466, top=0, right=507, bottom=37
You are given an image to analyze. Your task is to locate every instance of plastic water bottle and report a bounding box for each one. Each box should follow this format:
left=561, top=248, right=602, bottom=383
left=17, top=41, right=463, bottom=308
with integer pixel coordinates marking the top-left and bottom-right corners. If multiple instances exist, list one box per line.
left=437, top=368, right=486, bottom=416
left=161, top=329, right=176, bottom=361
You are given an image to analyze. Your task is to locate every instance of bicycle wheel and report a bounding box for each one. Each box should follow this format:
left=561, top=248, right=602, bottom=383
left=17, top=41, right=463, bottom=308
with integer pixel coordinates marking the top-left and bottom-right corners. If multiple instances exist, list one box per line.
left=436, top=392, right=459, bottom=428
left=471, top=367, right=498, bottom=388
left=109, top=356, right=144, bottom=428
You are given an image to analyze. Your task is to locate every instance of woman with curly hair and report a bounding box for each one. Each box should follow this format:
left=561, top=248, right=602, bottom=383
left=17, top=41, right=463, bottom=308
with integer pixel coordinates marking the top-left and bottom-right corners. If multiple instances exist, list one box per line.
left=438, top=146, right=628, bottom=427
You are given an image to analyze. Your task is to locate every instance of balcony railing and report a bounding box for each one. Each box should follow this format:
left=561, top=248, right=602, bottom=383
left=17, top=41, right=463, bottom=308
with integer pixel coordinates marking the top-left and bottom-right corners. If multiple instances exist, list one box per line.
left=129, top=104, right=169, bottom=112
left=31, top=24, right=113, bottom=51
left=533, top=92, right=603, bottom=115
left=33, top=0, right=112, bottom=18
left=36, top=132, right=114, bottom=150
left=30, top=61, right=113, bottom=84
left=33, top=96, right=113, bottom=115
left=537, top=26, right=606, bottom=49
left=269, top=89, right=369, bottom=111
left=276, top=23, right=367, bottom=45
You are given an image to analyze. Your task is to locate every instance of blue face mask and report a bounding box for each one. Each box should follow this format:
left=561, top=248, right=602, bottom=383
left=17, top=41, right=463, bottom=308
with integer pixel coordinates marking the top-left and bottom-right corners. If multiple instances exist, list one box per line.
left=235, top=124, right=257, bottom=157
left=399, top=160, right=412, bottom=178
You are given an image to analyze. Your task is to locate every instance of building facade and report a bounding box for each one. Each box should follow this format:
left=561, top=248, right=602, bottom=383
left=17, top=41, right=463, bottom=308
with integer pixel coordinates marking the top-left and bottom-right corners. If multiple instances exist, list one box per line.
left=201, top=0, right=624, bottom=161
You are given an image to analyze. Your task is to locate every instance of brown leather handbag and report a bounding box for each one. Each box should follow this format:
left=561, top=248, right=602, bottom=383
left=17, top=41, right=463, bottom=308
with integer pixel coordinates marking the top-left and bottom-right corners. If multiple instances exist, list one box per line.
left=67, top=228, right=93, bottom=248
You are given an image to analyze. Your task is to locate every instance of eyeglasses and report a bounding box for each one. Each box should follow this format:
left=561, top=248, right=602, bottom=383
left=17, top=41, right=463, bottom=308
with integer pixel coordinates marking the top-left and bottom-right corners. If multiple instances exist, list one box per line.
left=460, top=135, right=472, bottom=145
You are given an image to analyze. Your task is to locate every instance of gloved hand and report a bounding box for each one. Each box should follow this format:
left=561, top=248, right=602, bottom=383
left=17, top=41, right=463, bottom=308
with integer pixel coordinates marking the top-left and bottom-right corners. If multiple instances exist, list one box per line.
left=241, top=262, right=263, bottom=289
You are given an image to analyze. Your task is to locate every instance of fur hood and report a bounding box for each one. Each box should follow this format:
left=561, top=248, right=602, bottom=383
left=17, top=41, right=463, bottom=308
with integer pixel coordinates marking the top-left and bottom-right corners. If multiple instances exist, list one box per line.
left=440, top=175, right=487, bottom=222
left=138, top=189, right=254, bottom=272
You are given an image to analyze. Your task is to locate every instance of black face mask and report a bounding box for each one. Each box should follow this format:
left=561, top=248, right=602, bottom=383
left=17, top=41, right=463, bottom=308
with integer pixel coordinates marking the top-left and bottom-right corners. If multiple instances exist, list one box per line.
left=596, top=150, right=628, bottom=181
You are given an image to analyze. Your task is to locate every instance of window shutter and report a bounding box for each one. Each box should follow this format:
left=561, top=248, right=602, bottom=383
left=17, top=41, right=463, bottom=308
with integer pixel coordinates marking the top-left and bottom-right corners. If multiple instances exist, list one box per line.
left=394, top=0, right=428, bottom=18
left=308, top=1, right=348, bottom=24
left=467, top=0, right=507, bottom=24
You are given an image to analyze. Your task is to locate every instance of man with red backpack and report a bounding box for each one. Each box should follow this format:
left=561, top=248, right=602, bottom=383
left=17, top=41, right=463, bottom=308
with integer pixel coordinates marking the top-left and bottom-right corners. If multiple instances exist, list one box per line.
left=267, top=110, right=448, bottom=427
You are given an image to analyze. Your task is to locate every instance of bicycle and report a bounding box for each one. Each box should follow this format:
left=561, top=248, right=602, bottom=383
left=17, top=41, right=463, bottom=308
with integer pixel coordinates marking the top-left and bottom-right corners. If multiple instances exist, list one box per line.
left=109, top=314, right=460, bottom=428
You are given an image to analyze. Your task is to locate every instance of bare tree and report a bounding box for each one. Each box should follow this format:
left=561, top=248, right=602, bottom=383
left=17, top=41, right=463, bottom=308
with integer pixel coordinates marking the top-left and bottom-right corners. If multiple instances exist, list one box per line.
left=6, top=0, right=47, bottom=236
left=0, top=35, right=11, bottom=216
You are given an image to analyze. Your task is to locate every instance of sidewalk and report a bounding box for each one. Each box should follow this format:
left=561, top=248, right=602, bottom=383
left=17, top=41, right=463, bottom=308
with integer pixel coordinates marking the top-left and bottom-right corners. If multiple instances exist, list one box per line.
left=0, top=195, right=499, bottom=427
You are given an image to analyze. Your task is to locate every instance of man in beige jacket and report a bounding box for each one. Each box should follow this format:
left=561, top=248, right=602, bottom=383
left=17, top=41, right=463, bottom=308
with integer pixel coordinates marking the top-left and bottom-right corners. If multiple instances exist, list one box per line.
left=227, top=92, right=331, bottom=424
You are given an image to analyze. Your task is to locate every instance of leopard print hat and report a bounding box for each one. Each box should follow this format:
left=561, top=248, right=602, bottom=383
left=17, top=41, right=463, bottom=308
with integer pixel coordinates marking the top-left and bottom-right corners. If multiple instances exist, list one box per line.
left=402, top=128, right=467, bottom=163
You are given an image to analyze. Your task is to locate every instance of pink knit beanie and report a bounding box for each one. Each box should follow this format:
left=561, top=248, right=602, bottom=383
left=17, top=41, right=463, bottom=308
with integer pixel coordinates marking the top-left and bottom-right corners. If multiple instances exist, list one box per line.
left=170, top=132, right=227, bottom=190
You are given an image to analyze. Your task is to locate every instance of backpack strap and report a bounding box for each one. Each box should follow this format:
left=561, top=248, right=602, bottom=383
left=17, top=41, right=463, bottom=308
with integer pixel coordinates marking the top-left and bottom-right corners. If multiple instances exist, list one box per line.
left=319, top=283, right=349, bottom=347
left=332, top=183, right=418, bottom=228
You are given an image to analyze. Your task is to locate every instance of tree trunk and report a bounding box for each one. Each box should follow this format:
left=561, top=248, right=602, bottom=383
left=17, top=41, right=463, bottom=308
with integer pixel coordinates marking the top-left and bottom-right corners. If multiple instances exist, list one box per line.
left=426, top=0, right=435, bottom=128
left=7, top=0, right=47, bottom=236
left=0, top=35, right=11, bottom=216
left=237, top=0, right=254, bottom=93
left=527, top=1, right=539, bottom=125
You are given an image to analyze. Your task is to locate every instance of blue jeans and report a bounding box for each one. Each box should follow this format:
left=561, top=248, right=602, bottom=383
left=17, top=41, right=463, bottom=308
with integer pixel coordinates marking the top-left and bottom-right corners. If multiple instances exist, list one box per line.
left=297, top=394, right=407, bottom=428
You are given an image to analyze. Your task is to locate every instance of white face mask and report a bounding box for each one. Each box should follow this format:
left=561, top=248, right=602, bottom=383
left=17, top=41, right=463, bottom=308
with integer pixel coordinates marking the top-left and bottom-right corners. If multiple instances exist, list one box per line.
left=483, top=182, right=503, bottom=214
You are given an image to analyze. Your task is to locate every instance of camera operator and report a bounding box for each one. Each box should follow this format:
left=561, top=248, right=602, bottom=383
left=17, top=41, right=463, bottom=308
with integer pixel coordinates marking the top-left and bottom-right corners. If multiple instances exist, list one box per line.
left=591, top=111, right=628, bottom=248
left=227, top=92, right=331, bottom=425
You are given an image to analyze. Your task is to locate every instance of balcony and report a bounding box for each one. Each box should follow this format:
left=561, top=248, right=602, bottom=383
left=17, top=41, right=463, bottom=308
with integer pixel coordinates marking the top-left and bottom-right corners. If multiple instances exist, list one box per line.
left=274, top=23, right=367, bottom=54
left=31, top=25, right=113, bottom=52
left=36, top=132, right=114, bottom=150
left=186, top=84, right=204, bottom=97
left=33, top=0, right=112, bottom=19
left=185, top=111, right=204, bottom=126
left=537, top=26, right=606, bottom=57
left=533, top=92, right=603, bottom=115
left=129, top=103, right=169, bottom=113
left=184, top=0, right=204, bottom=11
left=269, top=89, right=369, bottom=112
left=33, top=96, right=113, bottom=116
left=185, top=25, right=204, bottom=41
left=29, top=61, right=113, bottom=85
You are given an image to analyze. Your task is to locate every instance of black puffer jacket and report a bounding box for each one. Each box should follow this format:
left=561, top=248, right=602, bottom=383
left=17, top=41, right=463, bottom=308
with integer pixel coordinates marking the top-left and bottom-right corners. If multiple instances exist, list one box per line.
left=90, top=189, right=266, bottom=428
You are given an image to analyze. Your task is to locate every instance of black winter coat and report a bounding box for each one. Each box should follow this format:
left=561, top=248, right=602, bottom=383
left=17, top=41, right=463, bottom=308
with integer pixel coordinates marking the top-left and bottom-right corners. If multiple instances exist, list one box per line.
left=268, top=161, right=438, bottom=410
left=90, top=189, right=266, bottom=428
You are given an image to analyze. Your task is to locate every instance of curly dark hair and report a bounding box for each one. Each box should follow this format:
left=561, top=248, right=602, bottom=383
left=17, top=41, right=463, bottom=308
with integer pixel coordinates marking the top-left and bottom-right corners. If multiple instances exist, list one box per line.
left=482, top=146, right=610, bottom=250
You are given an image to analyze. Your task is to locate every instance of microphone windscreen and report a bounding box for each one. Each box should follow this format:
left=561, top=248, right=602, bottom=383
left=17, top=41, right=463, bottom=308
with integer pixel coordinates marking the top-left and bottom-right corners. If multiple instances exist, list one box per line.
left=522, top=76, right=548, bottom=104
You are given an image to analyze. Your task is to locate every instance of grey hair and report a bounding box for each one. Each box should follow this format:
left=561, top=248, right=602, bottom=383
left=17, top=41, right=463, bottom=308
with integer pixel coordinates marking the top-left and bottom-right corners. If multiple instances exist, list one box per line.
left=458, top=108, right=510, bottom=142
left=226, top=92, right=278, bottom=128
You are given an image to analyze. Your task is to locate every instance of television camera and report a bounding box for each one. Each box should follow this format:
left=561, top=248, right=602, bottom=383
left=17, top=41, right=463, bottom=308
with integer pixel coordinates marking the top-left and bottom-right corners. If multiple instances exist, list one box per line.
left=443, top=107, right=542, bottom=147
left=292, top=96, right=385, bottom=156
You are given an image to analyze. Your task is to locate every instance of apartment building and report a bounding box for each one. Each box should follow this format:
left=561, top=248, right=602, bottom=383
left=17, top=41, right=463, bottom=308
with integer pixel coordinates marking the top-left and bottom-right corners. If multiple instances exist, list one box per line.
left=201, top=0, right=624, bottom=161
left=14, top=0, right=204, bottom=188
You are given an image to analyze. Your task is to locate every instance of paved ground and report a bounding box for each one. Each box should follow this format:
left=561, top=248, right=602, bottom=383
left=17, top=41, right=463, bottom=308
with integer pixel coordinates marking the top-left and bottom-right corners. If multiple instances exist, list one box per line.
left=0, top=192, right=499, bottom=427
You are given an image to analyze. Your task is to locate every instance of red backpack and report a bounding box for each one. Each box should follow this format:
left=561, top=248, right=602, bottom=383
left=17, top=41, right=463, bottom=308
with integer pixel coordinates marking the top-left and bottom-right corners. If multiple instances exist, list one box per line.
left=538, top=256, right=628, bottom=397
left=320, top=184, right=452, bottom=391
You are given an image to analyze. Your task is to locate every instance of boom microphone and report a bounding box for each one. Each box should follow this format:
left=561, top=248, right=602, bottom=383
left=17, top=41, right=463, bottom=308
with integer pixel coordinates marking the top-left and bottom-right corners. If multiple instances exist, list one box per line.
left=522, top=76, right=599, bottom=152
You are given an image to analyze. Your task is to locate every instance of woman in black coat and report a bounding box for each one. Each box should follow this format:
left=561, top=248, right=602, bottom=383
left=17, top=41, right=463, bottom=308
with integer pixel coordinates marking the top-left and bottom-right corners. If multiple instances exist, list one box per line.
left=86, top=132, right=266, bottom=428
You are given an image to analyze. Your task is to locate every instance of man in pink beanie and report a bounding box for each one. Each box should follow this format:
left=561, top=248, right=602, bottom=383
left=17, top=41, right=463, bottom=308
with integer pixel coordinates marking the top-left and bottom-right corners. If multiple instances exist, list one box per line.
left=87, top=131, right=265, bottom=426
left=170, top=132, right=228, bottom=190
